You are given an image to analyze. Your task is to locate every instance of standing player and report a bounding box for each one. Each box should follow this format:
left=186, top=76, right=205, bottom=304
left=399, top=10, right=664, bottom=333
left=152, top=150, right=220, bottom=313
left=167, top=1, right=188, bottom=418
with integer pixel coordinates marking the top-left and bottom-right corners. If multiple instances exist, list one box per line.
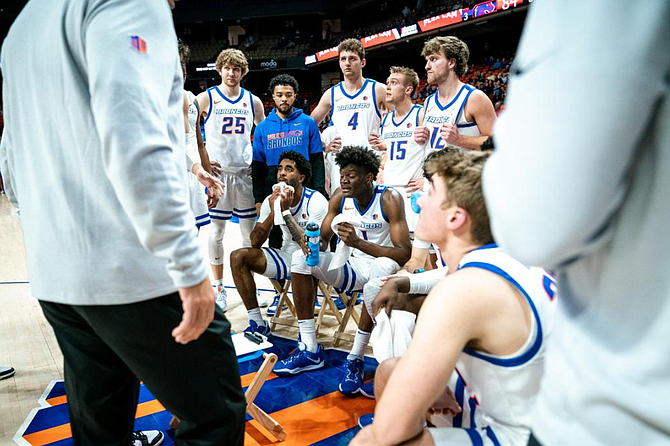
left=311, top=39, right=387, bottom=194
left=372, top=66, right=426, bottom=236
left=273, top=146, right=411, bottom=375
left=196, top=49, right=266, bottom=311
left=352, top=150, right=556, bottom=446
left=230, top=151, right=328, bottom=335
left=415, top=36, right=496, bottom=151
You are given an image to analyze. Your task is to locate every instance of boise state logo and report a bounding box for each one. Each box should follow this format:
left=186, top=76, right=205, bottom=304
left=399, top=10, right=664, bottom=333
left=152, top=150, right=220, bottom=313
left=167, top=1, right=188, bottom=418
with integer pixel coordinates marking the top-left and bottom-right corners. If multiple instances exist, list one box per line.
left=407, top=123, right=412, bottom=128
left=302, top=213, right=308, bottom=219
left=363, top=96, right=368, bottom=101
left=243, top=103, right=248, bottom=107
left=372, top=213, right=379, bottom=220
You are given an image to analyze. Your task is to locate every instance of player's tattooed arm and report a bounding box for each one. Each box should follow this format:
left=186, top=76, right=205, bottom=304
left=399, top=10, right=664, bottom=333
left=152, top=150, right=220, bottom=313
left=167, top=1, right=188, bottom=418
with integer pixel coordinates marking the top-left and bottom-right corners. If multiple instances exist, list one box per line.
left=283, top=213, right=308, bottom=253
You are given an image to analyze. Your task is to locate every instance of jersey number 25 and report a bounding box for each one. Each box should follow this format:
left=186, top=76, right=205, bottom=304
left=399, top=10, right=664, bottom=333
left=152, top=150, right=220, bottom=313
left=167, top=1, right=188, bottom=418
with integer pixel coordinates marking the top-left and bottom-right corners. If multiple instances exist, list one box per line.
left=221, top=117, right=245, bottom=134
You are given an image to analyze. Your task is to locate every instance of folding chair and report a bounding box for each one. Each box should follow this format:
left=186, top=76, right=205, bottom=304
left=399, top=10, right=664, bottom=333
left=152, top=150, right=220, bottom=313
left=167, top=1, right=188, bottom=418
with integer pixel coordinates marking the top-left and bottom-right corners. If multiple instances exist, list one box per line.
left=268, top=279, right=296, bottom=331
left=170, top=353, right=286, bottom=442
left=315, top=285, right=361, bottom=347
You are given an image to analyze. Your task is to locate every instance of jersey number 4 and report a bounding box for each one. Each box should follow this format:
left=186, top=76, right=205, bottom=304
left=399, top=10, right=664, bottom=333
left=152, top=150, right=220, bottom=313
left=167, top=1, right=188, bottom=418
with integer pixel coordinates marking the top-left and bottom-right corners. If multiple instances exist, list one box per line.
left=389, top=141, right=407, bottom=160
left=221, top=117, right=245, bottom=134
left=348, top=112, right=359, bottom=130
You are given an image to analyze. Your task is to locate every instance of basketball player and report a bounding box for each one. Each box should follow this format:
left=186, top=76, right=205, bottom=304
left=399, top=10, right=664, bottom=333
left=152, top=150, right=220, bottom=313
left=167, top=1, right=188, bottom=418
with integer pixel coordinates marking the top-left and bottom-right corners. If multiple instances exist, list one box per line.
left=335, top=67, right=428, bottom=397
left=414, top=36, right=497, bottom=152
left=351, top=150, right=556, bottom=446
left=179, top=40, right=219, bottom=229
left=311, top=38, right=387, bottom=194
left=273, top=146, right=411, bottom=375
left=373, top=66, right=426, bottom=236
left=196, top=49, right=266, bottom=311
left=230, top=151, right=328, bottom=335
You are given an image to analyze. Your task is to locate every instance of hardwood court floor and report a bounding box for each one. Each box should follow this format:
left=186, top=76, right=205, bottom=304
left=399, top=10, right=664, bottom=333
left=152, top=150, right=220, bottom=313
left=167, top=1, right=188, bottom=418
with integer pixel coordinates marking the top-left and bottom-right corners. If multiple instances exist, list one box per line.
left=0, top=194, right=368, bottom=445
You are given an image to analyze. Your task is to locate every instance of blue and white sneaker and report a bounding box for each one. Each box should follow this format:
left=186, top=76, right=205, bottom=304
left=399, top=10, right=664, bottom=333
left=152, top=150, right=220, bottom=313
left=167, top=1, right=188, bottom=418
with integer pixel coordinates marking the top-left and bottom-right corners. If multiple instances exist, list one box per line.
left=243, top=320, right=271, bottom=337
left=339, top=358, right=366, bottom=397
left=273, top=342, right=325, bottom=375
left=266, top=294, right=288, bottom=316
left=358, top=413, right=374, bottom=429
left=360, top=381, right=375, bottom=399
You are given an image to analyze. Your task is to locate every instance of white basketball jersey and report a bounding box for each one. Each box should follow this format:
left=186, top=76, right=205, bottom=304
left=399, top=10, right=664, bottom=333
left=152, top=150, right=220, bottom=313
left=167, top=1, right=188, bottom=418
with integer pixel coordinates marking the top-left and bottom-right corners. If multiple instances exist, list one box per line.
left=423, top=84, right=481, bottom=151
left=203, top=86, right=255, bottom=170
left=449, top=244, right=557, bottom=444
left=260, top=187, right=329, bottom=255
left=330, top=79, right=381, bottom=149
left=381, top=104, right=427, bottom=187
left=340, top=185, right=393, bottom=260
left=185, top=90, right=199, bottom=164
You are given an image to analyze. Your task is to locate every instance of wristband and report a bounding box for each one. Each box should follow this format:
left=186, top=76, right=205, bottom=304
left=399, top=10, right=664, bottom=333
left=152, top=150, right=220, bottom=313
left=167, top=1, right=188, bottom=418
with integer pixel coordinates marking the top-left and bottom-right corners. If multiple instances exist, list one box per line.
left=282, top=209, right=291, bottom=216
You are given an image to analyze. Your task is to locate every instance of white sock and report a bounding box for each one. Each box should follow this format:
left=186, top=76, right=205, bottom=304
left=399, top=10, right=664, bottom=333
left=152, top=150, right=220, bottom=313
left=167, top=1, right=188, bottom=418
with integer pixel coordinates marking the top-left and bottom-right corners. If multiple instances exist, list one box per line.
left=298, top=319, right=318, bottom=353
left=247, top=308, right=266, bottom=326
left=347, top=329, right=371, bottom=361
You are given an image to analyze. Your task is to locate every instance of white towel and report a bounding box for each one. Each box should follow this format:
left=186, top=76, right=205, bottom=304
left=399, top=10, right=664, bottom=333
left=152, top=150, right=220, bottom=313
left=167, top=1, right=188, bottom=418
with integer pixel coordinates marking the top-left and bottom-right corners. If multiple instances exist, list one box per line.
left=370, top=310, right=416, bottom=362
left=328, top=214, right=362, bottom=271
left=271, top=182, right=295, bottom=225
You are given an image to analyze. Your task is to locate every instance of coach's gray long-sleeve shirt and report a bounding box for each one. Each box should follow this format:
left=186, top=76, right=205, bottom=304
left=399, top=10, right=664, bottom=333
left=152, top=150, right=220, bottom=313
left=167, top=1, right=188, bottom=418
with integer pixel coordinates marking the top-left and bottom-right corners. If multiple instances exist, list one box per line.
left=0, top=0, right=208, bottom=305
left=483, top=1, right=670, bottom=445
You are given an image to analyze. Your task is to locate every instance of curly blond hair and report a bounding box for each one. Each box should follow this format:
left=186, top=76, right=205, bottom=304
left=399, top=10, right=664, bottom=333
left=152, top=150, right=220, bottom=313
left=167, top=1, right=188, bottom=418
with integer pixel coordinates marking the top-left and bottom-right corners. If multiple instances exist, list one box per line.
left=421, top=36, right=469, bottom=77
left=424, top=148, right=492, bottom=244
left=215, top=48, right=249, bottom=76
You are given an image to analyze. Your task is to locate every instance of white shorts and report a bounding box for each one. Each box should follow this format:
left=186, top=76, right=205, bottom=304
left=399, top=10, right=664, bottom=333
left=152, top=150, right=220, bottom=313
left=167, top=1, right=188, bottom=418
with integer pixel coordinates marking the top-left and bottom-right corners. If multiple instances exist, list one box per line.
left=209, top=171, right=256, bottom=221
left=188, top=173, right=210, bottom=228
left=291, top=250, right=400, bottom=293
left=261, top=247, right=293, bottom=281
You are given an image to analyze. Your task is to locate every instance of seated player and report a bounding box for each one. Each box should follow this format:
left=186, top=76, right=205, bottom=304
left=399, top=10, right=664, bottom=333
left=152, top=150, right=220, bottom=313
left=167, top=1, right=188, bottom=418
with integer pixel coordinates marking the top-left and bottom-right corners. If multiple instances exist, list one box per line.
left=230, top=151, right=328, bottom=335
left=351, top=149, right=557, bottom=446
left=273, top=146, right=412, bottom=376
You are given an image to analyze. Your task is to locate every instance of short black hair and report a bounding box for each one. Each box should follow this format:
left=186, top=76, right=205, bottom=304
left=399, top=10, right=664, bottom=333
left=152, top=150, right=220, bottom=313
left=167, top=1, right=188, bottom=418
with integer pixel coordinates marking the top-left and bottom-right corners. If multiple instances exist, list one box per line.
left=335, top=146, right=379, bottom=177
left=269, top=74, right=299, bottom=94
left=178, top=39, right=190, bottom=62
left=279, top=150, right=311, bottom=184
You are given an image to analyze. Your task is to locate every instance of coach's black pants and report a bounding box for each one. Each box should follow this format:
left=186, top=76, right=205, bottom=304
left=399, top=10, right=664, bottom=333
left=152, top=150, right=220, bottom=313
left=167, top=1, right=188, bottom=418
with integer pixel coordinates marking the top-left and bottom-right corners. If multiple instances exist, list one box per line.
left=40, top=293, right=245, bottom=446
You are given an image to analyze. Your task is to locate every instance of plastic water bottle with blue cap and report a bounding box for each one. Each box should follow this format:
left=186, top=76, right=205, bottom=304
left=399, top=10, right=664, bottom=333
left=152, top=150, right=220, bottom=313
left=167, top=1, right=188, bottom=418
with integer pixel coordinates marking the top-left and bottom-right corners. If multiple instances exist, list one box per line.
left=305, top=222, right=320, bottom=267
left=410, top=191, right=423, bottom=214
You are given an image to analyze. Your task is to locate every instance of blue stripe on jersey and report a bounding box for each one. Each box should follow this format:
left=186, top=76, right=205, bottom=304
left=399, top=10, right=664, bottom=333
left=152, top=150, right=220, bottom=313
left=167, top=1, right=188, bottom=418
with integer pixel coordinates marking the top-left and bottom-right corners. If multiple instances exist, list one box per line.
left=214, top=86, right=246, bottom=104
left=459, top=261, right=543, bottom=367
left=457, top=122, right=478, bottom=128
left=379, top=186, right=390, bottom=223
left=371, top=80, right=381, bottom=118
left=468, top=397, right=478, bottom=428
left=485, top=427, right=502, bottom=446
left=390, top=105, right=416, bottom=127
left=329, top=85, right=335, bottom=122
left=204, top=88, right=213, bottom=124
left=416, top=104, right=421, bottom=127
left=268, top=247, right=288, bottom=280
left=340, top=262, right=350, bottom=292
left=454, top=85, right=475, bottom=126
left=291, top=189, right=307, bottom=216
left=464, top=429, right=484, bottom=446
left=453, top=376, right=465, bottom=428
left=434, top=84, right=468, bottom=111
left=470, top=243, right=498, bottom=252
left=262, top=247, right=283, bottom=280
left=249, top=90, right=255, bottom=122
left=348, top=267, right=358, bottom=293
left=339, top=79, right=369, bottom=100
left=353, top=185, right=383, bottom=215
left=380, top=112, right=391, bottom=137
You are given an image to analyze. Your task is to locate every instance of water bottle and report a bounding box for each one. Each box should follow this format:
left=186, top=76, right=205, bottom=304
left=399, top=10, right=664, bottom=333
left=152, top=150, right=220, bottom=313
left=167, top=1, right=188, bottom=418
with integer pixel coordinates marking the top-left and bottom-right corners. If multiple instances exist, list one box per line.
left=410, top=191, right=423, bottom=214
left=305, top=222, right=320, bottom=267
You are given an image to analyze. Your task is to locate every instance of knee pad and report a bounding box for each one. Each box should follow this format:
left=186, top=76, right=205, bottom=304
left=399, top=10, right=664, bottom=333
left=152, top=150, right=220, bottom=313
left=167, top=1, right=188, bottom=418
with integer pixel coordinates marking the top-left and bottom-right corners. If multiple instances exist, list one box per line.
left=208, top=220, right=227, bottom=265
